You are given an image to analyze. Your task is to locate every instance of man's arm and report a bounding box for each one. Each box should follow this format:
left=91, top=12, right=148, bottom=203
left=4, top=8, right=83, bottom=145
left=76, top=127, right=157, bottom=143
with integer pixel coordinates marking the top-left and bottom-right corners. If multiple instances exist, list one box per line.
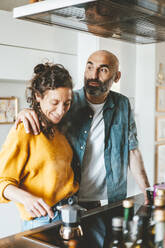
left=15, top=109, right=40, bottom=135
left=129, top=148, right=150, bottom=204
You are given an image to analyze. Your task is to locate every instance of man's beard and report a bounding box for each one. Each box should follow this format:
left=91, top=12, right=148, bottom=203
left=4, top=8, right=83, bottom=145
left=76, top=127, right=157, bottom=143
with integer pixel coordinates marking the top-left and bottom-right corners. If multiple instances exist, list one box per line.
left=84, top=76, right=114, bottom=97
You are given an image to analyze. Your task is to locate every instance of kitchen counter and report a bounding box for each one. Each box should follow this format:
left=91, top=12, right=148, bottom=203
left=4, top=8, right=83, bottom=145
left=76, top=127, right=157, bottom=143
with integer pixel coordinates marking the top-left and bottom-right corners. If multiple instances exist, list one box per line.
left=0, top=194, right=144, bottom=248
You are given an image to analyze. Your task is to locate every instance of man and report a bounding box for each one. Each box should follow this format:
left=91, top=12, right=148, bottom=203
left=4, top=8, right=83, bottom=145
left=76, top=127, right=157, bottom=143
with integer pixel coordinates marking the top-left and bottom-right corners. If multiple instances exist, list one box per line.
left=16, top=50, right=150, bottom=206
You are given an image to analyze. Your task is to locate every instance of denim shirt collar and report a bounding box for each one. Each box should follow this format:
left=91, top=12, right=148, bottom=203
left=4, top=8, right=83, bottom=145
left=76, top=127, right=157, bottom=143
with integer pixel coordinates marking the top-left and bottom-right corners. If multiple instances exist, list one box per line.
left=103, top=91, right=115, bottom=111
left=76, top=87, right=89, bottom=109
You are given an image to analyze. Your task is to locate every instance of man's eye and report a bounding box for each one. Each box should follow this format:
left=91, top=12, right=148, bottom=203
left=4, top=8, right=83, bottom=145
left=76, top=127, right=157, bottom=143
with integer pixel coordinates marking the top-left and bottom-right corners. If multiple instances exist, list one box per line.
left=87, top=65, right=93, bottom=71
left=100, top=68, right=109, bottom=73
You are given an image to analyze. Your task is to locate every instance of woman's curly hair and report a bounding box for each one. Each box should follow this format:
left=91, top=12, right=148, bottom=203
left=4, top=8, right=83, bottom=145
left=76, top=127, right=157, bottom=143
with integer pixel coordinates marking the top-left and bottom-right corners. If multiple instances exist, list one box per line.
left=26, top=63, right=73, bottom=138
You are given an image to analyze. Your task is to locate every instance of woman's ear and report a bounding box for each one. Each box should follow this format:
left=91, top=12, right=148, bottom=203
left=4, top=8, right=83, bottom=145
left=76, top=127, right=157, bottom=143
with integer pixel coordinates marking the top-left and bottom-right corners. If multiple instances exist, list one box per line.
left=35, top=92, right=42, bottom=103
left=114, top=71, right=121, bottom=83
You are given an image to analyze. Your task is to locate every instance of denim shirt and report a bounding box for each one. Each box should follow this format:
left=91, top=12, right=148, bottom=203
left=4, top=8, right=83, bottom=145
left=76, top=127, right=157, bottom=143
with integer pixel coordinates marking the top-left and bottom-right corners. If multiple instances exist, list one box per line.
left=62, top=87, right=138, bottom=203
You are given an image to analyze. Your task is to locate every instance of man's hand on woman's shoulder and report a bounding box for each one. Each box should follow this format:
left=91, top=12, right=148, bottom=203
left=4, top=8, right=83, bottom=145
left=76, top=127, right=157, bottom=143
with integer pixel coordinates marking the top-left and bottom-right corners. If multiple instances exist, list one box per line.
left=15, top=109, right=40, bottom=135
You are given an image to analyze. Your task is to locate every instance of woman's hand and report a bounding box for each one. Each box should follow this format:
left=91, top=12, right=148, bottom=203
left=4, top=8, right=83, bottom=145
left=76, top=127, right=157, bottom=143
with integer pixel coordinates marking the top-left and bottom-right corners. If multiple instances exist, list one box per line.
left=22, top=194, right=54, bottom=218
left=15, top=109, right=40, bottom=135
left=4, top=185, right=54, bottom=218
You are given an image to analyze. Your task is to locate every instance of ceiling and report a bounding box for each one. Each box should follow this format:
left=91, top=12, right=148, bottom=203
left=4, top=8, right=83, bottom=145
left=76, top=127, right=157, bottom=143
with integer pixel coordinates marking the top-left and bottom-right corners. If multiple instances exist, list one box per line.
left=0, top=0, right=28, bottom=11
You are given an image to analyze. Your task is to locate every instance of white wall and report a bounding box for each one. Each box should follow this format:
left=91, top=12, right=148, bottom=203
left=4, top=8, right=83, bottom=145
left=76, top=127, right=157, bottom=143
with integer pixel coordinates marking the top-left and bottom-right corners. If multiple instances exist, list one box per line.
left=135, top=44, right=156, bottom=186
left=77, top=32, right=100, bottom=89
left=0, top=10, right=77, bottom=54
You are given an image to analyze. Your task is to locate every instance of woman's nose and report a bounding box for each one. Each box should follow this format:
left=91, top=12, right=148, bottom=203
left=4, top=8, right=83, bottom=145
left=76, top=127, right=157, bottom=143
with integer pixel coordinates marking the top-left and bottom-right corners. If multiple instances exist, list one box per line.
left=56, top=104, right=65, bottom=116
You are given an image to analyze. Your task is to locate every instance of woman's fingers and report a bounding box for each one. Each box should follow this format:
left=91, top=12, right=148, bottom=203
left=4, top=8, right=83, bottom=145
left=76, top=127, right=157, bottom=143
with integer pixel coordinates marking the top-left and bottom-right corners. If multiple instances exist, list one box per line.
left=38, top=199, right=54, bottom=218
left=25, top=197, right=54, bottom=219
left=29, top=207, right=41, bottom=218
left=33, top=201, right=47, bottom=217
left=29, top=210, right=36, bottom=218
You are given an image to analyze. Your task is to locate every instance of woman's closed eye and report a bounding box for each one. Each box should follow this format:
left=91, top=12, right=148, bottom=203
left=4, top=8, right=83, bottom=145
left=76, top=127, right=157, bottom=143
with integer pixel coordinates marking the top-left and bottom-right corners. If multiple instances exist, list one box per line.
left=64, top=101, right=71, bottom=107
left=51, top=100, right=58, bottom=106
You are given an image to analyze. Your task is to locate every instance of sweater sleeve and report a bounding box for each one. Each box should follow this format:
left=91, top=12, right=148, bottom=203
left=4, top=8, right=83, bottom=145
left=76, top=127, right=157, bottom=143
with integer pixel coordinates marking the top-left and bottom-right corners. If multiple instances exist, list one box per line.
left=0, top=124, right=29, bottom=203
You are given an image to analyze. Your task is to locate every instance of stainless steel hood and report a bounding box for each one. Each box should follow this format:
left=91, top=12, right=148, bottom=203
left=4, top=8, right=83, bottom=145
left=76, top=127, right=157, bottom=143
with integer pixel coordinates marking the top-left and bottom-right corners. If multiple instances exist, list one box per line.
left=13, top=0, right=165, bottom=44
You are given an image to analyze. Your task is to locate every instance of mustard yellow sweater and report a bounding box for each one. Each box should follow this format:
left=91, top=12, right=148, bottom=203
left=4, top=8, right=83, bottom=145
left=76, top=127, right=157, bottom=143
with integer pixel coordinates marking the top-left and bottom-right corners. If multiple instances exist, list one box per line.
left=0, top=124, right=79, bottom=220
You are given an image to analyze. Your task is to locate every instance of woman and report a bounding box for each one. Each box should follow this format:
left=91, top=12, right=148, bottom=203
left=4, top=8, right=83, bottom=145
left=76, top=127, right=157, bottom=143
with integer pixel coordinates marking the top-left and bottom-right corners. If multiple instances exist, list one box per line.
left=0, top=63, right=79, bottom=231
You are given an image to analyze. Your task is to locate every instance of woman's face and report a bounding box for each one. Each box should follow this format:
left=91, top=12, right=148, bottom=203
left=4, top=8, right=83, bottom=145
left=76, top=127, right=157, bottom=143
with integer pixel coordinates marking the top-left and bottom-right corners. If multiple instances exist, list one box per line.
left=36, top=87, right=72, bottom=124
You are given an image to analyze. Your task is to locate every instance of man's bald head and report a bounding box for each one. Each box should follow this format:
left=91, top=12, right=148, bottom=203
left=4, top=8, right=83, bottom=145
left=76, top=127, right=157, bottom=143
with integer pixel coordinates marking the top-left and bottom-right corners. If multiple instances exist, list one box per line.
left=88, top=50, right=119, bottom=71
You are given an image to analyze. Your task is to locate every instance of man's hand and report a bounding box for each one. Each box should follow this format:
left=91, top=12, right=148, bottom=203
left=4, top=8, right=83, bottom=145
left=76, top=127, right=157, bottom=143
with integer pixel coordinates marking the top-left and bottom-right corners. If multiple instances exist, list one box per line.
left=15, top=109, right=40, bottom=135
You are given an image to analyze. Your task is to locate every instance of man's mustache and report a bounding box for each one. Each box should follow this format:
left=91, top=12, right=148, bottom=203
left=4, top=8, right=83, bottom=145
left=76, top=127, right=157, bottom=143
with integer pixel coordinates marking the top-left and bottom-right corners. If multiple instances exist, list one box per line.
left=86, top=79, right=103, bottom=86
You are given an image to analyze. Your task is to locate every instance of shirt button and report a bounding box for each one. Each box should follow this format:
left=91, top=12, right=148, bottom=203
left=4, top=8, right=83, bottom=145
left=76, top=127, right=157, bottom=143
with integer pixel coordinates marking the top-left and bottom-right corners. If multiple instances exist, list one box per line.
left=89, top=114, right=93, bottom=118
left=80, top=146, right=84, bottom=150
left=84, top=130, right=87, bottom=134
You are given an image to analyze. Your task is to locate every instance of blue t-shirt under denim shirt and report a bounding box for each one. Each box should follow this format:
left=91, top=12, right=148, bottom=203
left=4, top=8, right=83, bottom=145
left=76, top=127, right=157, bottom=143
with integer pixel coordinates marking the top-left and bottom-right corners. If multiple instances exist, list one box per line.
left=60, top=87, right=138, bottom=203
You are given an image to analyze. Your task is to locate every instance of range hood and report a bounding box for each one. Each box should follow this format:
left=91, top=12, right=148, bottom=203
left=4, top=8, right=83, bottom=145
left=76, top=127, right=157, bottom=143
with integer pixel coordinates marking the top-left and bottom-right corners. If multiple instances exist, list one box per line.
left=13, top=0, right=165, bottom=44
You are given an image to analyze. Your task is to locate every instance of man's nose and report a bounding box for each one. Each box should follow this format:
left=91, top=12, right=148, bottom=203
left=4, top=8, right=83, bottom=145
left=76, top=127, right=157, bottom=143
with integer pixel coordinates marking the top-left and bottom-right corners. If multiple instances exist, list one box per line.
left=91, top=69, right=99, bottom=79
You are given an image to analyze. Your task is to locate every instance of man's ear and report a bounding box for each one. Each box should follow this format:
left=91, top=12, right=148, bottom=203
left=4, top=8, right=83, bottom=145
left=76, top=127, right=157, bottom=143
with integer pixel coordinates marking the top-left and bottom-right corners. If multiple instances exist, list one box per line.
left=114, top=71, right=121, bottom=83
